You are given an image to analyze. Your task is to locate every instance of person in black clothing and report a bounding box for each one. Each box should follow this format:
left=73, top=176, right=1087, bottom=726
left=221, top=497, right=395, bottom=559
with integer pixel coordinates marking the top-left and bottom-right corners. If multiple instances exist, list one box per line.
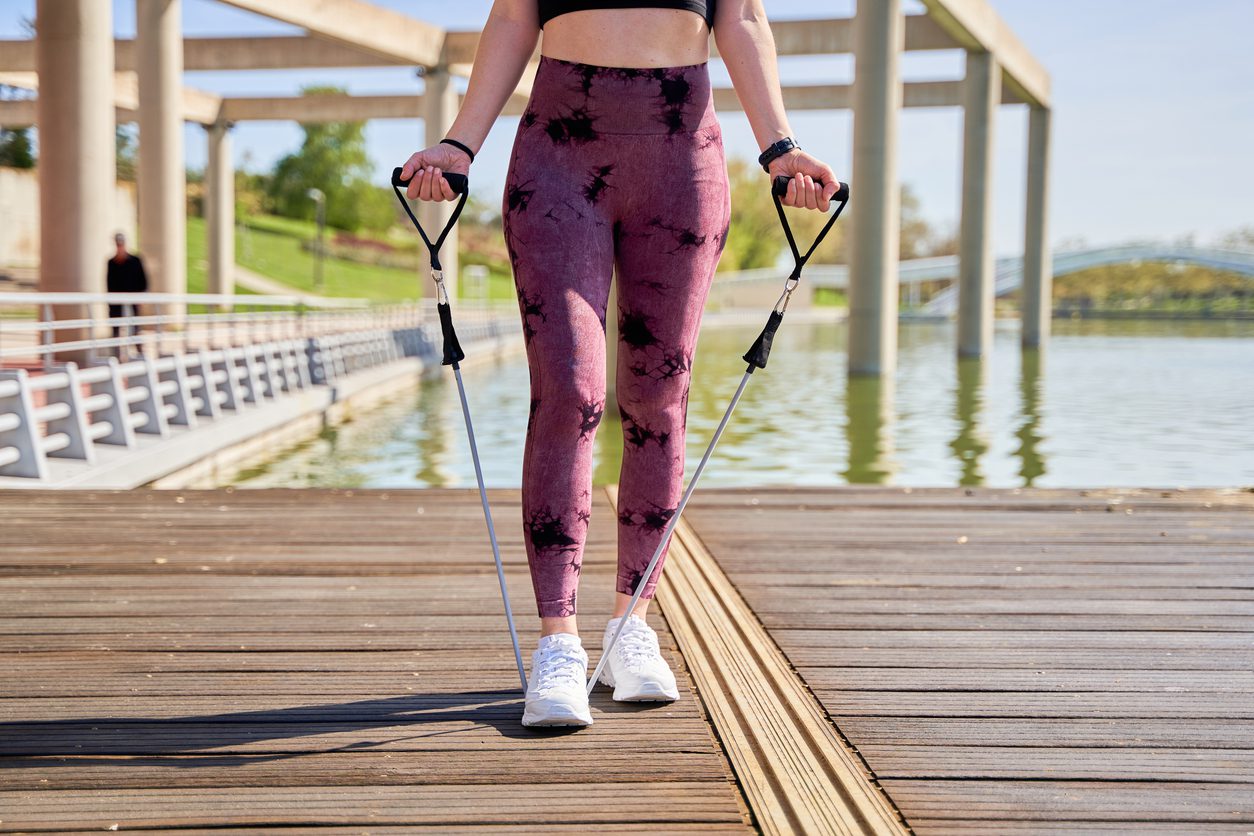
left=106, top=232, right=147, bottom=357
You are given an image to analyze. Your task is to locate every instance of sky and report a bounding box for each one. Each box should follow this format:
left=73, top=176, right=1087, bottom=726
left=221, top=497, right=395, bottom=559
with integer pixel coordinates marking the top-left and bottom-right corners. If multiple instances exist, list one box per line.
left=3, top=0, right=1252, bottom=254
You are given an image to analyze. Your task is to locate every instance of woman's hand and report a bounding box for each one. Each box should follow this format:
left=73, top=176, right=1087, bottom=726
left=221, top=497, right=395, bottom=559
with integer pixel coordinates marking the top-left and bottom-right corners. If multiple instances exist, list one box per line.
left=767, top=149, right=841, bottom=212
left=399, top=143, right=473, bottom=201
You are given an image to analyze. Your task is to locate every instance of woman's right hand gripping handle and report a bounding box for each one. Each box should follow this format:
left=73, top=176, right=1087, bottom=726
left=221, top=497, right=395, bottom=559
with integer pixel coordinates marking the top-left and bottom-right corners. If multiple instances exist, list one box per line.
left=398, top=143, right=472, bottom=202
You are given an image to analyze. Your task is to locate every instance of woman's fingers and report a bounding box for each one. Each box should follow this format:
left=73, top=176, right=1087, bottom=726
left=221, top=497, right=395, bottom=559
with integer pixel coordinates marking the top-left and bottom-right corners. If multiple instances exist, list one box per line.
left=405, top=162, right=424, bottom=199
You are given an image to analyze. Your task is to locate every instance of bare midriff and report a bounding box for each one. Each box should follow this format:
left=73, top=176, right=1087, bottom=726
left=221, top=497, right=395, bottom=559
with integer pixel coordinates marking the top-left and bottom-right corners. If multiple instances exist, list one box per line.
left=539, top=8, right=711, bottom=68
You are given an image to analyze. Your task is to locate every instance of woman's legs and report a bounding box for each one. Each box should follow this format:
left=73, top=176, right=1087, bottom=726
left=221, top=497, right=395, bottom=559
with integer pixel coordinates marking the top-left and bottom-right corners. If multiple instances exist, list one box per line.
left=612, top=126, right=732, bottom=611
left=502, top=135, right=615, bottom=635
left=502, top=53, right=729, bottom=640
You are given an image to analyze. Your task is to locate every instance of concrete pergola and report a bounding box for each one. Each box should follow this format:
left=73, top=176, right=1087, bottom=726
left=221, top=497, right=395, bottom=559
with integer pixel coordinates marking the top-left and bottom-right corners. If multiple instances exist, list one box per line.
left=2, top=0, right=1051, bottom=374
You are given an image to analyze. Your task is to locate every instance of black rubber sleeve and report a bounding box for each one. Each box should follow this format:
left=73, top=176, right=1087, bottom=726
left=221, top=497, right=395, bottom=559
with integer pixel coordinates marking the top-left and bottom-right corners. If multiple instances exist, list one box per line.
left=437, top=302, right=466, bottom=367
left=742, top=310, right=784, bottom=371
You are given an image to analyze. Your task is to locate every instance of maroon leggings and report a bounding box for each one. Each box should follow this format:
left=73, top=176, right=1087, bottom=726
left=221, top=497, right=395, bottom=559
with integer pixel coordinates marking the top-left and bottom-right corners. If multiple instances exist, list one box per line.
left=501, top=55, right=731, bottom=618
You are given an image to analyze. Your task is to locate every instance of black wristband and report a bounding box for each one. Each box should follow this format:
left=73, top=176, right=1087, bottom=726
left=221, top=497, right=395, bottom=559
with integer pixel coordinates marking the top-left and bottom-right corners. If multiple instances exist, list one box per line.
left=758, top=137, right=800, bottom=172
left=440, top=137, right=475, bottom=163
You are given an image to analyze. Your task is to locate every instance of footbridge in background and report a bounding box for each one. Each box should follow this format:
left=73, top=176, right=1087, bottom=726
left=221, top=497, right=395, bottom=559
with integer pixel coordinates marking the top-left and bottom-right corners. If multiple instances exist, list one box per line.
left=709, top=245, right=1254, bottom=315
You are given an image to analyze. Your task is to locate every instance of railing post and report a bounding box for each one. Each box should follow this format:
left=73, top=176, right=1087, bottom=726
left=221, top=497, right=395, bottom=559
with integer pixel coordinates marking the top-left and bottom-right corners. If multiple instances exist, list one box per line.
left=237, top=345, right=263, bottom=404
left=290, top=340, right=312, bottom=389
left=41, top=303, right=53, bottom=372
left=132, top=356, right=171, bottom=437
left=211, top=348, right=243, bottom=412
left=90, top=357, right=136, bottom=447
left=44, top=362, right=96, bottom=463
left=157, top=354, right=197, bottom=428
left=0, top=369, right=49, bottom=479
left=303, top=335, right=323, bottom=386
left=188, top=351, right=221, bottom=419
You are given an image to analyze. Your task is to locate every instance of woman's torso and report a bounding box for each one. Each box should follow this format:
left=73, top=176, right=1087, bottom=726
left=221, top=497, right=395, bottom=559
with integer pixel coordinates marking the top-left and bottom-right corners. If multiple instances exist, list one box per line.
left=538, top=7, right=711, bottom=69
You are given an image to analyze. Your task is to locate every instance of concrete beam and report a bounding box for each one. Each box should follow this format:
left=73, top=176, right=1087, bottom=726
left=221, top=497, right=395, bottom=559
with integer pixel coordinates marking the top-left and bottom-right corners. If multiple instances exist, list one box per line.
left=4, top=78, right=1023, bottom=130
left=205, top=80, right=1025, bottom=125
left=918, top=0, right=1050, bottom=107
left=211, top=0, right=445, bottom=67
left=221, top=93, right=424, bottom=122
left=442, top=15, right=956, bottom=65
left=0, top=71, right=220, bottom=125
left=2, top=17, right=956, bottom=73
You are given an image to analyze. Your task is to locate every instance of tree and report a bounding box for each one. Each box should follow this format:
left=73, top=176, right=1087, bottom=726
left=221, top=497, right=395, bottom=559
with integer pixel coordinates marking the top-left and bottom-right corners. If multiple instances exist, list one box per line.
left=266, top=86, right=395, bottom=233
left=0, top=84, right=36, bottom=169
left=116, top=125, right=137, bottom=181
left=0, top=128, right=34, bottom=169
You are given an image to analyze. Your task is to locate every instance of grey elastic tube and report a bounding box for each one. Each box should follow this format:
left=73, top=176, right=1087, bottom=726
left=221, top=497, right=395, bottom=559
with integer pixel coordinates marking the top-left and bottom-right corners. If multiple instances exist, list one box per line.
left=588, top=369, right=753, bottom=694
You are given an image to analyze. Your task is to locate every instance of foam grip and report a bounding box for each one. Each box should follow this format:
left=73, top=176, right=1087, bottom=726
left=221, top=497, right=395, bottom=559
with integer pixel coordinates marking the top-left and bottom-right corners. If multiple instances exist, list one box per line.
left=392, top=166, right=469, bottom=195
left=772, top=175, right=850, bottom=203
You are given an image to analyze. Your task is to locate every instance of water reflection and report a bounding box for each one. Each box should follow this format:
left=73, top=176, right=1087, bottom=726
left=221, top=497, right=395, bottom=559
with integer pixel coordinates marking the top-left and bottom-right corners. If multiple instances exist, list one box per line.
left=1015, top=349, right=1047, bottom=486
left=228, top=319, right=1254, bottom=489
left=843, top=374, right=896, bottom=484
left=414, top=373, right=456, bottom=486
left=949, top=358, right=989, bottom=486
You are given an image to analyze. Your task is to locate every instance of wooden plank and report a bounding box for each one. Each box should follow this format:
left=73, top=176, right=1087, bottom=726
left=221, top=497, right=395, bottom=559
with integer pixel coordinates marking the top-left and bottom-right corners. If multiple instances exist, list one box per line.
left=0, top=782, right=745, bottom=830
left=1, top=490, right=752, bottom=833
left=603, top=485, right=909, bottom=836
left=681, top=486, right=1254, bottom=832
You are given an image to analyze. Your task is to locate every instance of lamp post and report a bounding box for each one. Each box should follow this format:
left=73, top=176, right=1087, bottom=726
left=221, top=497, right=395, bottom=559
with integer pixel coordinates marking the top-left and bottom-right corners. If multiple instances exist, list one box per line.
left=307, top=187, right=326, bottom=292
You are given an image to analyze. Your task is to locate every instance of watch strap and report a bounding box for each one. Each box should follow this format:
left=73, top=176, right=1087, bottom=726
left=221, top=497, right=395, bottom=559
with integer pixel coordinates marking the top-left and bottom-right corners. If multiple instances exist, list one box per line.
left=759, top=137, right=799, bottom=172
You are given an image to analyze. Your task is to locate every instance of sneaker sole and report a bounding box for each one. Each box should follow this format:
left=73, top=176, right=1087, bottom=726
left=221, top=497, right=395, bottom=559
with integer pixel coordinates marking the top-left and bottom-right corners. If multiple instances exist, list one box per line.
left=522, top=704, right=593, bottom=728
left=598, top=669, right=680, bottom=703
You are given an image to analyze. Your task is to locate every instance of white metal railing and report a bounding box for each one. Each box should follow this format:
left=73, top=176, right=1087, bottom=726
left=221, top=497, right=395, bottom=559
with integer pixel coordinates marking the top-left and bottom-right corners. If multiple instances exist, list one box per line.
left=0, top=292, right=519, bottom=480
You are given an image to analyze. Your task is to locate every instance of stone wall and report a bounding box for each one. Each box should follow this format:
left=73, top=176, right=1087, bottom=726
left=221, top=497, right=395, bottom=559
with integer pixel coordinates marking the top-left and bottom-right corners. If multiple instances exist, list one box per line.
left=0, top=167, right=139, bottom=271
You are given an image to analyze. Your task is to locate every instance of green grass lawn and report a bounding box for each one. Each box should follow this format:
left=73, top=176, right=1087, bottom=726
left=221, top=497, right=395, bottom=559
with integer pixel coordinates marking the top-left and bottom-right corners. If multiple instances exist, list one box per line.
left=186, top=214, right=515, bottom=303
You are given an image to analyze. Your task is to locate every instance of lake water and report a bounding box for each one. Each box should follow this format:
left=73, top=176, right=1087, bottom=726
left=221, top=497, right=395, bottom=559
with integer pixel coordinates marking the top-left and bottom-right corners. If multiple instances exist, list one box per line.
left=230, top=318, right=1254, bottom=489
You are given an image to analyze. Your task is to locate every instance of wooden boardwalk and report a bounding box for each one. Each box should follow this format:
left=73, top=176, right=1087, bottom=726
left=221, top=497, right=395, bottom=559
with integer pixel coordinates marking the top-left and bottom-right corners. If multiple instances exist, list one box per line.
left=682, top=486, right=1254, bottom=834
left=0, top=490, right=751, bottom=833
left=3, top=486, right=1252, bottom=833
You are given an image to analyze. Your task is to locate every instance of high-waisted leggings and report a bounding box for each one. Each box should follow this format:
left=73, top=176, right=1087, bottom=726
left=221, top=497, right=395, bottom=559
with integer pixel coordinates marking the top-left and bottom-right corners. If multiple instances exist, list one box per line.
left=502, top=55, right=731, bottom=618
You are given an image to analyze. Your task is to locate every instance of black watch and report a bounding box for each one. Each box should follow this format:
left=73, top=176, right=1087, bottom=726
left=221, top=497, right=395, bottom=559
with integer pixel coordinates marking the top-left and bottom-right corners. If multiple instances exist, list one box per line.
left=758, top=137, right=800, bottom=172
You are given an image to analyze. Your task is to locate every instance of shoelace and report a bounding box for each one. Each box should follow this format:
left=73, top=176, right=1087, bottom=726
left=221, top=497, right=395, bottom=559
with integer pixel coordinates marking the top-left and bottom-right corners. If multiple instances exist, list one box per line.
left=615, top=622, right=661, bottom=671
left=533, top=647, right=585, bottom=693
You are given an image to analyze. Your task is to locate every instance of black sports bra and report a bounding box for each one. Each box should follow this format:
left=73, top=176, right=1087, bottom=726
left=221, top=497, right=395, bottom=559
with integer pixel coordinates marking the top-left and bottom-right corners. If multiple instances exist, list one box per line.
left=538, top=1, right=716, bottom=29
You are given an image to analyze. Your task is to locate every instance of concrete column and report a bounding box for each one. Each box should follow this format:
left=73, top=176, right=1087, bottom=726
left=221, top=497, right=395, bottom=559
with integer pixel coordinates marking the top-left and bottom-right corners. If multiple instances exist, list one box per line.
left=137, top=0, right=187, bottom=318
left=420, top=67, right=460, bottom=300
left=205, top=120, right=234, bottom=304
left=1021, top=106, right=1052, bottom=347
left=35, top=0, right=116, bottom=356
left=956, top=51, right=1000, bottom=359
left=847, top=0, right=904, bottom=377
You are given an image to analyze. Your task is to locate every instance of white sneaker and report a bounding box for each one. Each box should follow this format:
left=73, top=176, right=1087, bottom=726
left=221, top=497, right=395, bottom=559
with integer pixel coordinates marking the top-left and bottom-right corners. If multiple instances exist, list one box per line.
left=598, top=615, right=680, bottom=702
left=521, top=633, right=593, bottom=728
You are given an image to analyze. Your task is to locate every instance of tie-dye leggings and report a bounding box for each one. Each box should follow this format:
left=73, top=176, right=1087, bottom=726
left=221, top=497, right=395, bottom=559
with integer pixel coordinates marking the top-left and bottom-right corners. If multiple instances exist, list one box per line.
left=501, top=54, right=731, bottom=618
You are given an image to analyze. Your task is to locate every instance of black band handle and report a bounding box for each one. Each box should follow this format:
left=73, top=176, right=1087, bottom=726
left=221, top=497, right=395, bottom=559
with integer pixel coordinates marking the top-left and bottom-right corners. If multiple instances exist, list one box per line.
left=390, top=166, right=470, bottom=272
left=392, top=166, right=469, bottom=195
left=770, top=175, right=851, bottom=279
left=772, top=175, right=851, bottom=203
